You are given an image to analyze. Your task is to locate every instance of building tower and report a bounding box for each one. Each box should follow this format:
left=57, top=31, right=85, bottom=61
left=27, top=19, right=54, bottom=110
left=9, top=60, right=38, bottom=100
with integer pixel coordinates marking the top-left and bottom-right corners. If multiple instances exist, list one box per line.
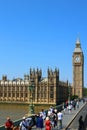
left=72, top=37, right=84, bottom=98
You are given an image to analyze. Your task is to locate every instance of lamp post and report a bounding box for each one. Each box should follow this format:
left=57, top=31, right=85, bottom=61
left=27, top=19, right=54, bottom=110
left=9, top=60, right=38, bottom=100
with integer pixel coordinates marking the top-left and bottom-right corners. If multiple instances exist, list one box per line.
left=28, top=83, right=35, bottom=115
left=78, top=90, right=80, bottom=98
left=68, top=83, right=71, bottom=104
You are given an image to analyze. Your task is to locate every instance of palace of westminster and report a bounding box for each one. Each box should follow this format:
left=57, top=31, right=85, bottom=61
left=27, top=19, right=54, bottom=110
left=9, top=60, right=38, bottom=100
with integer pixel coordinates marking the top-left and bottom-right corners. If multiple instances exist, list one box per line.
left=0, top=38, right=84, bottom=105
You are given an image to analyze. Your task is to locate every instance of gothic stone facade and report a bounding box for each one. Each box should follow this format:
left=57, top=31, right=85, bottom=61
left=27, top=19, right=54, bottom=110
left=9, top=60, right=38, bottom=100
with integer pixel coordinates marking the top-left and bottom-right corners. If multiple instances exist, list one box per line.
left=0, top=38, right=84, bottom=104
left=0, top=68, right=69, bottom=105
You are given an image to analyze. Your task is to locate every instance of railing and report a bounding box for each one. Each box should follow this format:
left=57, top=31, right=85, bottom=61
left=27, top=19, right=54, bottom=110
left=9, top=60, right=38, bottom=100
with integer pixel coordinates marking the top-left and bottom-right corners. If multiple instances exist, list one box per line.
left=0, top=118, right=22, bottom=130
left=0, top=104, right=63, bottom=130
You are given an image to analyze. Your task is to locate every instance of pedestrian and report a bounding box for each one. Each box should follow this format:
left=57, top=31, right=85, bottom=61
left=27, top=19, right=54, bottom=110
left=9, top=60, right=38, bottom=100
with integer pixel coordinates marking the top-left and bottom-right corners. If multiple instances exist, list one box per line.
left=66, top=100, right=68, bottom=107
left=36, top=113, right=44, bottom=130
left=76, top=100, right=79, bottom=109
left=47, top=109, right=52, bottom=117
left=4, top=117, right=14, bottom=130
left=26, top=117, right=33, bottom=130
left=54, top=109, right=57, bottom=127
left=68, top=103, right=72, bottom=114
left=78, top=115, right=85, bottom=130
left=35, top=114, right=39, bottom=128
left=57, top=111, right=63, bottom=129
left=40, top=109, right=46, bottom=120
left=73, top=100, right=76, bottom=110
left=63, top=102, right=66, bottom=114
left=19, top=116, right=28, bottom=130
left=49, top=112, right=55, bottom=129
left=45, top=117, right=51, bottom=130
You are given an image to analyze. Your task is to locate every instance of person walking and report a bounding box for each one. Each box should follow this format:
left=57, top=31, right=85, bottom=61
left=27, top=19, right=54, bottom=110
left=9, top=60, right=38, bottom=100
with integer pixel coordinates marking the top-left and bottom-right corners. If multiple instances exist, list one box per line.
left=5, top=117, right=14, bottom=130
left=19, top=117, right=28, bottom=130
left=63, top=102, right=66, bottom=114
left=36, top=113, right=44, bottom=130
left=45, top=117, right=51, bottom=130
left=68, top=103, right=72, bottom=114
left=57, top=111, right=63, bottom=129
left=26, top=117, right=33, bottom=130
left=76, top=100, right=79, bottom=109
left=78, top=115, right=85, bottom=130
left=49, top=112, right=56, bottom=129
left=40, top=109, right=46, bottom=120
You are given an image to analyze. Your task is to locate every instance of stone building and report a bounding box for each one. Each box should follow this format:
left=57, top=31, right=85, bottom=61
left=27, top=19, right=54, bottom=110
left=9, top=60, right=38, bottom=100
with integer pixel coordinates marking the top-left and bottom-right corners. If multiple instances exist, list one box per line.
left=0, top=37, right=84, bottom=104
left=0, top=68, right=69, bottom=105
left=72, top=38, right=84, bottom=98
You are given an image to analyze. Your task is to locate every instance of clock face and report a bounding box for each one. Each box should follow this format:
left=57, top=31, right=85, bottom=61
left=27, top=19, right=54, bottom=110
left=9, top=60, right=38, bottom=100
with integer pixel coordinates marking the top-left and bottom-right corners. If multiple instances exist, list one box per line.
left=74, top=56, right=80, bottom=62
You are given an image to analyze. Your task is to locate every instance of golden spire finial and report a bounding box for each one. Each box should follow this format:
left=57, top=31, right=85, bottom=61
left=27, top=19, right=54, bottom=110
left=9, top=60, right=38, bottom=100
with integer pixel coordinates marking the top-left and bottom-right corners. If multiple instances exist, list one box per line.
left=76, top=32, right=80, bottom=45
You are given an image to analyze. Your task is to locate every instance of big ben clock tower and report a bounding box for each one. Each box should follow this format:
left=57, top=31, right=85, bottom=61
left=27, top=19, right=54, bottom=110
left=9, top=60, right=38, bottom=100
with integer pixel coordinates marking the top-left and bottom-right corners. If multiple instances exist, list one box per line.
left=72, top=38, right=84, bottom=98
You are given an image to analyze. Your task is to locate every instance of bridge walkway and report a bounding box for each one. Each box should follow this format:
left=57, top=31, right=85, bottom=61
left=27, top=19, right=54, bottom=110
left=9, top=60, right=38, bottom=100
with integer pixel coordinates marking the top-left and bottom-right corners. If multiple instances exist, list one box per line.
left=32, top=100, right=86, bottom=130
left=0, top=100, right=86, bottom=130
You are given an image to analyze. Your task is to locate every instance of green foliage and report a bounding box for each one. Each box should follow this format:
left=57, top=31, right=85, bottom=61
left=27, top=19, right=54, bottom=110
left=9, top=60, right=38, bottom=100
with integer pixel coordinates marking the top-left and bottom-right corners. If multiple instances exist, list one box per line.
left=71, top=95, right=78, bottom=100
left=83, top=87, right=87, bottom=96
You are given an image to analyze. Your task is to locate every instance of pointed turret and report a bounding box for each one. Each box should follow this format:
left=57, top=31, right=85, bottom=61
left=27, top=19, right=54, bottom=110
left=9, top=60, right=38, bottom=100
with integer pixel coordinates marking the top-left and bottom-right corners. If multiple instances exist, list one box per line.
left=74, top=37, right=82, bottom=52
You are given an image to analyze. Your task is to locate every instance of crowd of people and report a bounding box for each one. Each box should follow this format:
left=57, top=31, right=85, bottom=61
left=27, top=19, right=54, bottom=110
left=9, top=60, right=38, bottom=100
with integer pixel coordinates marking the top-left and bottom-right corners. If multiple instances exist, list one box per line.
left=62, top=99, right=80, bottom=114
left=4, top=99, right=86, bottom=130
left=4, top=107, right=62, bottom=130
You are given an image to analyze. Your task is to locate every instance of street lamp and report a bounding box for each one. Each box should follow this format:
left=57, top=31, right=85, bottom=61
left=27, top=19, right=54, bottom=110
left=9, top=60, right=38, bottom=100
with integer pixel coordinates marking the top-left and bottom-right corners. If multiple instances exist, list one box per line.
left=68, top=83, right=71, bottom=104
left=28, top=83, right=35, bottom=115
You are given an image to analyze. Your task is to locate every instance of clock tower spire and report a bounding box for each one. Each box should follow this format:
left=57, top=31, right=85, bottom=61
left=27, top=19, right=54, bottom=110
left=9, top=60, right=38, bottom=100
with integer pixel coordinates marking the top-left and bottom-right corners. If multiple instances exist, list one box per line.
left=74, top=37, right=82, bottom=52
left=72, top=37, right=84, bottom=98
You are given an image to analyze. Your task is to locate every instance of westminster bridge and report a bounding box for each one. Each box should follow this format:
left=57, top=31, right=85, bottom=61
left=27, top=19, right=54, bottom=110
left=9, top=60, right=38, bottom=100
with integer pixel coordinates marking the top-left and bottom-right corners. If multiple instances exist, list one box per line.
left=0, top=99, right=87, bottom=130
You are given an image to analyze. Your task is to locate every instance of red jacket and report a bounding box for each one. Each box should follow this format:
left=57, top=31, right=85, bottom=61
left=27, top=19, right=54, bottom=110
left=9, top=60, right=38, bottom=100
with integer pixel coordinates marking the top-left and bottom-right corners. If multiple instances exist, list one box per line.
left=5, top=120, right=13, bottom=129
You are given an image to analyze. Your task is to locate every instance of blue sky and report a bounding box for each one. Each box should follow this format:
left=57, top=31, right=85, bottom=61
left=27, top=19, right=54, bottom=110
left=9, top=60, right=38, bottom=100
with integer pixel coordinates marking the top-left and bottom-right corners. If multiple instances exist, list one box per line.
left=0, top=0, right=87, bottom=86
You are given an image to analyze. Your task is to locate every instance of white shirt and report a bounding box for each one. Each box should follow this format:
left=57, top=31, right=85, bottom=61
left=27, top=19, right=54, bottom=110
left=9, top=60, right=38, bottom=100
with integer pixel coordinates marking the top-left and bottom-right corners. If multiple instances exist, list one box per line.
left=26, top=117, right=32, bottom=126
left=40, top=111, right=46, bottom=120
left=57, top=112, right=63, bottom=120
left=48, top=110, right=51, bottom=116
left=20, top=120, right=28, bottom=130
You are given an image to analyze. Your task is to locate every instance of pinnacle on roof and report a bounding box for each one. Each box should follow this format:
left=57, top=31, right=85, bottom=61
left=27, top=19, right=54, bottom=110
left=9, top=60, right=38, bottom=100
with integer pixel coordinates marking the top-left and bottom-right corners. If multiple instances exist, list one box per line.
left=74, top=36, right=82, bottom=53
left=76, top=36, right=81, bottom=47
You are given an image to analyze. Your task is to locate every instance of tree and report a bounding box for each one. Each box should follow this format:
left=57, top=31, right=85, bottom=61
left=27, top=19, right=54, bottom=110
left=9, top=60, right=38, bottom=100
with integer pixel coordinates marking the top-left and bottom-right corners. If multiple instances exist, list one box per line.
left=71, top=95, right=78, bottom=100
left=83, top=87, right=87, bottom=97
